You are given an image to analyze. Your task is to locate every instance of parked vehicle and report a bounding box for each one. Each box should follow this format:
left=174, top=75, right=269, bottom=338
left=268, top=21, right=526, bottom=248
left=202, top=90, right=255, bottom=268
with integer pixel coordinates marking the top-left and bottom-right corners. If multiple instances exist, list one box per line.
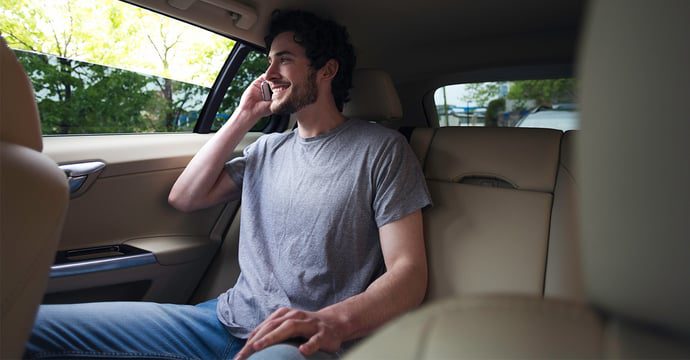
left=516, top=109, right=579, bottom=131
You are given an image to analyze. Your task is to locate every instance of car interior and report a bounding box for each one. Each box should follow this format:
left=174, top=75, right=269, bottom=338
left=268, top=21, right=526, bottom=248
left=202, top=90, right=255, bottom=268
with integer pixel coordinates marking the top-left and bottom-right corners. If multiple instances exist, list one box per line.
left=1, top=0, right=688, bottom=358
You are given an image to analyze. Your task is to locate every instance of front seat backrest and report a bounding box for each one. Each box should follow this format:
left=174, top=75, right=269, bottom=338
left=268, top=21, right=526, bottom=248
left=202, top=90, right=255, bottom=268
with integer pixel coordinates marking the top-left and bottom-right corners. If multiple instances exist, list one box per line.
left=578, top=0, right=690, bottom=346
left=0, top=37, right=69, bottom=359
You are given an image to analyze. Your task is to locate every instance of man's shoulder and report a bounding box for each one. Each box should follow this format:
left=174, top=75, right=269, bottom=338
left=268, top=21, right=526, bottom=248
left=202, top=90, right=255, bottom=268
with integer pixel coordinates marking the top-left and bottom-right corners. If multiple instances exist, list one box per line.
left=346, top=118, right=406, bottom=145
left=252, top=130, right=294, bottom=150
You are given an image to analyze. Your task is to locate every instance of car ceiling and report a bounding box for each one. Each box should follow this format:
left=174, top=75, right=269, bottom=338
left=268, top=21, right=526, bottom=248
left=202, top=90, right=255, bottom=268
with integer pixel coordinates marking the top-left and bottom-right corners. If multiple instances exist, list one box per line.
left=128, top=0, right=585, bottom=83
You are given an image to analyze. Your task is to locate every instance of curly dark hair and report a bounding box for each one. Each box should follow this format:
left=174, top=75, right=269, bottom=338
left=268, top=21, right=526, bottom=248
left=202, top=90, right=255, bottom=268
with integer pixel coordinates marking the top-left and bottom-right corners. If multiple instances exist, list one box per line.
left=265, top=10, right=356, bottom=112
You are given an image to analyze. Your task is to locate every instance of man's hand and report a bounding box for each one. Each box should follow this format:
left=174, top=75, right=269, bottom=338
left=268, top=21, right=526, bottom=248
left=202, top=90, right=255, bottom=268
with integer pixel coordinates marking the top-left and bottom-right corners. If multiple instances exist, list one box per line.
left=236, top=75, right=273, bottom=122
left=234, top=307, right=346, bottom=360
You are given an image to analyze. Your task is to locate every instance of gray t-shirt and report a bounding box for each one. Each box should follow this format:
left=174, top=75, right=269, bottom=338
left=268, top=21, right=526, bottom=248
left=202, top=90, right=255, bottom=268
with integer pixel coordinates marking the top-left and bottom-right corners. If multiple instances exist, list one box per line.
left=217, top=118, right=432, bottom=338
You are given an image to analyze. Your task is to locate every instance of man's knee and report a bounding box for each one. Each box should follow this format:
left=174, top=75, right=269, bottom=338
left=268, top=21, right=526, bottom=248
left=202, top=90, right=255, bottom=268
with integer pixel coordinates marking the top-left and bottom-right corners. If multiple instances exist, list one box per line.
left=247, top=343, right=338, bottom=360
left=248, top=344, right=305, bottom=360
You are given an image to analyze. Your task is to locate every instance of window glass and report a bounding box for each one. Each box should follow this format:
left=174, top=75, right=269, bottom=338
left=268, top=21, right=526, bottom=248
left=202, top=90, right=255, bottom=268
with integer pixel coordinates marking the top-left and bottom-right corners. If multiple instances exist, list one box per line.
left=0, top=0, right=235, bottom=134
left=212, top=51, right=270, bottom=132
left=434, top=78, right=578, bottom=131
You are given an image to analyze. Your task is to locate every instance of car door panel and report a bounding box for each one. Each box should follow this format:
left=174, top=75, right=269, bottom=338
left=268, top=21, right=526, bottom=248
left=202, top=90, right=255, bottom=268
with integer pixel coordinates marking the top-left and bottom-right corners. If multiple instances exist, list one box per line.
left=41, top=132, right=260, bottom=304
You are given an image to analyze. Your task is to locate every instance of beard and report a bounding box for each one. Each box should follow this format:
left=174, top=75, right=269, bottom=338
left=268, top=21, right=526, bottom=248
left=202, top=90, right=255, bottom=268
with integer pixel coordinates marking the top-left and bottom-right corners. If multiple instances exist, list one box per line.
left=270, top=69, right=318, bottom=115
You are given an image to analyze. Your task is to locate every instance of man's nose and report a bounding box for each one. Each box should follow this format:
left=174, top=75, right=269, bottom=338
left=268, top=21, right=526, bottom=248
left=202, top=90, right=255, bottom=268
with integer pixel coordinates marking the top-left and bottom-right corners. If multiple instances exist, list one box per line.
left=265, top=61, right=280, bottom=81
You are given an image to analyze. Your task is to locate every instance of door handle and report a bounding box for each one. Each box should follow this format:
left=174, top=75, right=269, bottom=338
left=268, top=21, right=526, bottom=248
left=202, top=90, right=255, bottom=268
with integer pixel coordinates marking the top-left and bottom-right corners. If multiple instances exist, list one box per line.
left=59, top=161, right=106, bottom=195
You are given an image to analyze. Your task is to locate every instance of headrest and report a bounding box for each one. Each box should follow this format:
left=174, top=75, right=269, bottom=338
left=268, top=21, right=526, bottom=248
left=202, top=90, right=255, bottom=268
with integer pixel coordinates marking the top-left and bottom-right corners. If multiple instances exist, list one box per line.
left=342, top=68, right=402, bottom=121
left=424, top=127, right=561, bottom=192
left=0, top=38, right=42, bottom=151
left=578, top=0, right=690, bottom=337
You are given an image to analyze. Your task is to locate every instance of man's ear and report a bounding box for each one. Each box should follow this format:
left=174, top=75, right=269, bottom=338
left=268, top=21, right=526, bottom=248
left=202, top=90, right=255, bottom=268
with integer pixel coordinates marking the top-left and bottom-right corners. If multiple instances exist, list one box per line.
left=319, top=59, right=339, bottom=81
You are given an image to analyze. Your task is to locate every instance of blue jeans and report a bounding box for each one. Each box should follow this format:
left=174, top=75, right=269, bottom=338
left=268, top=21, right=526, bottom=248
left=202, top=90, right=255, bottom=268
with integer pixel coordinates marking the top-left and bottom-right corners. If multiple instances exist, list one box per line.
left=25, top=299, right=338, bottom=360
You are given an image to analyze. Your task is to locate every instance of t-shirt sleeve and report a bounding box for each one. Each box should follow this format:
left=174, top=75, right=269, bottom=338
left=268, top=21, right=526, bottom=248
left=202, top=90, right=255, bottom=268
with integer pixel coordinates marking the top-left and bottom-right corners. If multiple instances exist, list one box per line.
left=372, top=134, right=432, bottom=228
left=224, top=138, right=259, bottom=188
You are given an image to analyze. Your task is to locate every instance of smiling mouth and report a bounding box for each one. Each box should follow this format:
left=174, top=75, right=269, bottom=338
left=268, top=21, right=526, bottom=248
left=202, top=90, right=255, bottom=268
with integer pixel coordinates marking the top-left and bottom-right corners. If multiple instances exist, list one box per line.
left=270, top=83, right=289, bottom=97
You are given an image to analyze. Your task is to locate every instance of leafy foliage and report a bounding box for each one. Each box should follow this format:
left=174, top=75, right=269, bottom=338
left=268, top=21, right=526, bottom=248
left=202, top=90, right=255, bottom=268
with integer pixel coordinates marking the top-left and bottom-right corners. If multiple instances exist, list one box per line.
left=507, top=78, right=576, bottom=108
left=214, top=51, right=270, bottom=130
left=0, top=0, right=266, bottom=134
left=15, top=50, right=211, bottom=134
left=460, top=79, right=575, bottom=110
left=461, top=82, right=501, bottom=106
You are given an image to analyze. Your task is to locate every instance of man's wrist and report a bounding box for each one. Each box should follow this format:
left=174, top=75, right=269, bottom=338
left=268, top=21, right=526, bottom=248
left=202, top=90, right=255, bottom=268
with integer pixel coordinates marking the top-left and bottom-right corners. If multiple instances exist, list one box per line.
left=226, top=108, right=258, bottom=129
left=317, top=307, right=355, bottom=341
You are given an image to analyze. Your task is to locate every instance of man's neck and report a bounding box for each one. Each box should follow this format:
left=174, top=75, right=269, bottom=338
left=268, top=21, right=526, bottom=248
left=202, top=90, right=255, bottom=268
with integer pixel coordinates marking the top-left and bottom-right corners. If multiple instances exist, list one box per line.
left=294, top=99, right=346, bottom=138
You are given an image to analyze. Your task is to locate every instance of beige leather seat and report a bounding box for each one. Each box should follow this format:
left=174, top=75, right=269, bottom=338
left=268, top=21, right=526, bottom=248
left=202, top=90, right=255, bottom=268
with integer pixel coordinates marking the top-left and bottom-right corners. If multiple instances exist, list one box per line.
left=420, top=127, right=562, bottom=300
left=345, top=68, right=582, bottom=302
left=408, top=127, right=584, bottom=302
left=343, top=68, right=403, bottom=123
left=345, top=0, right=690, bottom=357
left=544, top=130, right=584, bottom=301
left=0, top=38, right=69, bottom=358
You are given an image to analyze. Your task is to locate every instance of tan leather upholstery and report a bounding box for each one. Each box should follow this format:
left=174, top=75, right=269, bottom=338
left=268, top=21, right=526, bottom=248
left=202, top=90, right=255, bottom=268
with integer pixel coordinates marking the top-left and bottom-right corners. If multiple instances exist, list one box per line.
left=0, top=38, right=42, bottom=151
left=578, top=0, right=690, bottom=339
left=420, top=127, right=562, bottom=301
left=347, top=295, right=603, bottom=359
left=0, top=38, right=69, bottom=358
left=424, top=127, right=561, bottom=192
left=342, top=69, right=402, bottom=121
left=425, top=182, right=553, bottom=299
left=544, top=130, right=585, bottom=301
left=407, top=126, right=583, bottom=303
left=408, top=127, right=434, bottom=166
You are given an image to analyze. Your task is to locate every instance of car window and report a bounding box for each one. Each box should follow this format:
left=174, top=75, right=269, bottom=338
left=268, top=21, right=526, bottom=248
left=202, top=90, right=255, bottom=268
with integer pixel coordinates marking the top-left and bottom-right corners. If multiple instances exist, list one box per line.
left=212, top=50, right=270, bottom=132
left=434, top=78, right=578, bottom=131
left=0, top=0, right=237, bottom=135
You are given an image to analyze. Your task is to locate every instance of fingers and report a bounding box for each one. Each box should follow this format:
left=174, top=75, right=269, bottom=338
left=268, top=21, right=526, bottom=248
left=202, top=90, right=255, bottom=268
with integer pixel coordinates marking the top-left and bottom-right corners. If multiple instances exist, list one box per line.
left=299, top=333, right=323, bottom=356
left=253, top=318, right=317, bottom=351
left=236, top=308, right=313, bottom=360
left=235, top=318, right=317, bottom=360
left=248, top=307, right=291, bottom=341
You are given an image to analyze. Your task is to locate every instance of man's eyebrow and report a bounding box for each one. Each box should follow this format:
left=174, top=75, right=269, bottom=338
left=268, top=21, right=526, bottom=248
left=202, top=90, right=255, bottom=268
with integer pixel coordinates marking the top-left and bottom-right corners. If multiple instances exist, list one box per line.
left=269, top=50, right=294, bottom=58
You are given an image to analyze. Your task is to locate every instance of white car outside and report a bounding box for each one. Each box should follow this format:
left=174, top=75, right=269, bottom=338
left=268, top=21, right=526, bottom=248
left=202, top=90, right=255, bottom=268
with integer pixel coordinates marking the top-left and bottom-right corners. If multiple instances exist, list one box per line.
left=516, top=110, right=578, bottom=132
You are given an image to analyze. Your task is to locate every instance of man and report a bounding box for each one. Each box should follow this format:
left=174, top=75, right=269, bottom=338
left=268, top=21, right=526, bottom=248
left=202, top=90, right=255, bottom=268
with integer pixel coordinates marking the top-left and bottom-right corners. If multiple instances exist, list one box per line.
left=26, top=10, right=430, bottom=360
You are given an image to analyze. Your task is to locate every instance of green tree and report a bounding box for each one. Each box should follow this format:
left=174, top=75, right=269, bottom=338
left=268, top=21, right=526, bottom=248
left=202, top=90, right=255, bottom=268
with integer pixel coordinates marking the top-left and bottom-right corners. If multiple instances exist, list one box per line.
left=0, top=0, right=236, bottom=134
left=16, top=51, right=155, bottom=134
left=1, top=0, right=157, bottom=133
left=214, top=51, right=269, bottom=129
left=507, top=78, right=576, bottom=108
left=462, top=82, right=501, bottom=106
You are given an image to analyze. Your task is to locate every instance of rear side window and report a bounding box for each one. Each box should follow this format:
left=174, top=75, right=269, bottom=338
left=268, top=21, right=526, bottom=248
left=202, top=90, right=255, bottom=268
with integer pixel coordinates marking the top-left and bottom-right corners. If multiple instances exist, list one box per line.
left=0, top=0, right=236, bottom=135
left=212, top=51, right=270, bottom=132
left=434, top=78, right=578, bottom=131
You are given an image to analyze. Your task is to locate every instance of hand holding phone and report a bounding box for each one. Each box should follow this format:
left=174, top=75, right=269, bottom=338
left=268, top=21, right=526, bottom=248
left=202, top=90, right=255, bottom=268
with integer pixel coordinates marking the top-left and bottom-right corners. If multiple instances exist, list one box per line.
left=261, top=82, right=272, bottom=101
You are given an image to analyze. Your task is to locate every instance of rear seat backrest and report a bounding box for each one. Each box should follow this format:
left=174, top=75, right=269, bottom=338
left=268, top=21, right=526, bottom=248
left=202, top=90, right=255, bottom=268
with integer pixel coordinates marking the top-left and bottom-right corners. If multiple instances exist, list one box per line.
left=544, top=130, right=584, bottom=301
left=414, top=127, right=562, bottom=302
left=409, top=127, right=434, bottom=165
left=342, top=68, right=582, bottom=303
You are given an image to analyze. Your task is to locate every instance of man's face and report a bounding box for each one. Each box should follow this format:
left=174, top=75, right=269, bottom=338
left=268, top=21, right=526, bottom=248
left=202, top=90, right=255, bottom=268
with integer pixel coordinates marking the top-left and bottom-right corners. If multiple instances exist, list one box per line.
left=266, top=32, right=318, bottom=114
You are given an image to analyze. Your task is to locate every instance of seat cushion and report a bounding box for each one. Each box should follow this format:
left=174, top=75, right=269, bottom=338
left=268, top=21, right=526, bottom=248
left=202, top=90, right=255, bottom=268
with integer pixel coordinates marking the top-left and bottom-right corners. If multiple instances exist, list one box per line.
left=346, top=295, right=603, bottom=359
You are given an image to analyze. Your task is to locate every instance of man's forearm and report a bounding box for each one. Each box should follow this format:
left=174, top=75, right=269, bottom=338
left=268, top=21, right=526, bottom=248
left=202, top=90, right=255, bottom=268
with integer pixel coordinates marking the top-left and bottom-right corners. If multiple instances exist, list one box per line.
left=168, top=108, right=258, bottom=212
left=318, top=259, right=427, bottom=341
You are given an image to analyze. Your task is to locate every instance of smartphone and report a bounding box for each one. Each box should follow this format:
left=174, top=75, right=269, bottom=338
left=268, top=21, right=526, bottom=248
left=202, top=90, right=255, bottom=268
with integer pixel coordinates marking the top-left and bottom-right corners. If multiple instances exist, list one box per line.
left=261, top=82, right=272, bottom=101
